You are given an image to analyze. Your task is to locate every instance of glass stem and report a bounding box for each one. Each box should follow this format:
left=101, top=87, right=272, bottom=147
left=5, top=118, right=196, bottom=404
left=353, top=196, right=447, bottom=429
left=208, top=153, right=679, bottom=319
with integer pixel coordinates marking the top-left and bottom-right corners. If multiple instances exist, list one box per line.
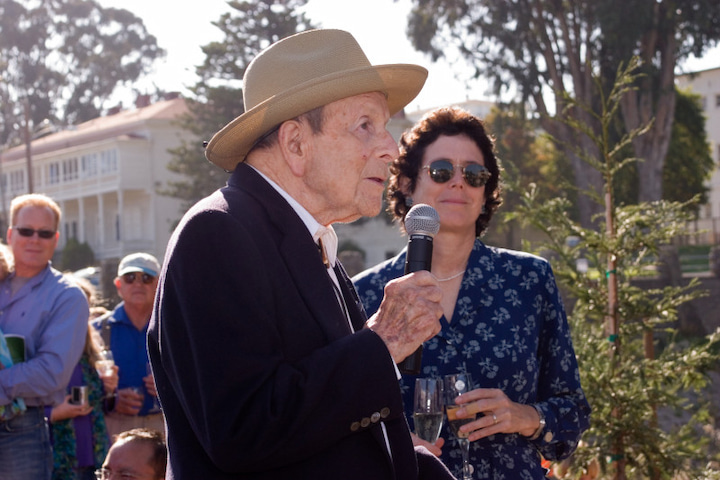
left=460, top=438, right=471, bottom=479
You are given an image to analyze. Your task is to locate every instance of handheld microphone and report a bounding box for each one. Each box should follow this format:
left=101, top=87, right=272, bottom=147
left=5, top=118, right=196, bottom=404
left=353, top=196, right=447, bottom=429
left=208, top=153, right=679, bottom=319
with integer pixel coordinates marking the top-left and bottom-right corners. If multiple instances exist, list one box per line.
left=397, top=203, right=440, bottom=375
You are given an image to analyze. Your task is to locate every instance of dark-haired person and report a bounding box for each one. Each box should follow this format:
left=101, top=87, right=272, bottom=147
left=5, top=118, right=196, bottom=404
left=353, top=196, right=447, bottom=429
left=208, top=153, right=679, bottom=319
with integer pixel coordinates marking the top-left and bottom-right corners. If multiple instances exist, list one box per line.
left=0, top=194, right=89, bottom=479
left=96, top=428, right=166, bottom=480
left=353, top=106, right=591, bottom=479
left=148, top=29, right=457, bottom=479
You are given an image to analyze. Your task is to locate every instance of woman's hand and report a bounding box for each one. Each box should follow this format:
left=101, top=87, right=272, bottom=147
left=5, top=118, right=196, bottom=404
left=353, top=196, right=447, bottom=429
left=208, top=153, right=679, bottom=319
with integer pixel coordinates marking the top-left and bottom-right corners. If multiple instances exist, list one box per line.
left=410, top=432, right=445, bottom=457
left=451, top=388, right=541, bottom=441
left=50, top=394, right=92, bottom=422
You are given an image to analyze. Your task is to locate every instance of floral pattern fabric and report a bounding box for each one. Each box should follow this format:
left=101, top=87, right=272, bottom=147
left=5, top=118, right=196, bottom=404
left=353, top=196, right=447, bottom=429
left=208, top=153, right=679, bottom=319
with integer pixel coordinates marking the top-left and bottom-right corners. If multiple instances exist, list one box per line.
left=352, top=240, right=591, bottom=479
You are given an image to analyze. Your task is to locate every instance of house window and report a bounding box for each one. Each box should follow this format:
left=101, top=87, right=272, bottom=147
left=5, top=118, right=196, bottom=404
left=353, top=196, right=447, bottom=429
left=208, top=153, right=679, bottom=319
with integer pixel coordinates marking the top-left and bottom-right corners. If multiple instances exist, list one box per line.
left=62, top=157, right=79, bottom=182
left=100, top=149, right=118, bottom=174
left=48, top=163, right=60, bottom=184
left=81, top=153, right=98, bottom=177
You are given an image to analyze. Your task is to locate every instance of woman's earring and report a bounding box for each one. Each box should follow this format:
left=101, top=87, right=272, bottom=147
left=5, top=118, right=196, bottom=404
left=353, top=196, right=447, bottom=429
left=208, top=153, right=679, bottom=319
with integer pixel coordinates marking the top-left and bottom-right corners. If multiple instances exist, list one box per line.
left=405, top=196, right=413, bottom=207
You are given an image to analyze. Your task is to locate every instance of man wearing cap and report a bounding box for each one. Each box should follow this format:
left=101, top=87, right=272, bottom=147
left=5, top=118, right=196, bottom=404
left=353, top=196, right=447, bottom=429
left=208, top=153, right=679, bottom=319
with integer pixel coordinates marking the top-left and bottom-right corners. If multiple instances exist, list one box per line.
left=148, top=29, right=456, bottom=479
left=0, top=194, right=90, bottom=479
left=93, top=252, right=164, bottom=440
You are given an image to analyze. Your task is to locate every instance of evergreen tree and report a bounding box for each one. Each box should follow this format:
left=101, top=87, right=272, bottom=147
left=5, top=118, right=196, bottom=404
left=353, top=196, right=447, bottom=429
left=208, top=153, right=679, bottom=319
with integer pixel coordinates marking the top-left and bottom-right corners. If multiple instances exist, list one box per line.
left=0, top=0, right=164, bottom=142
left=508, top=59, right=720, bottom=479
left=161, top=0, right=317, bottom=214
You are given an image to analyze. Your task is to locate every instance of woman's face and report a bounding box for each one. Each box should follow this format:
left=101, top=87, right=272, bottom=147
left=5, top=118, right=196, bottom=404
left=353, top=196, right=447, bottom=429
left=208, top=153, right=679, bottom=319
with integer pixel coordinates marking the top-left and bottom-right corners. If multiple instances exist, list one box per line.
left=407, top=134, right=486, bottom=235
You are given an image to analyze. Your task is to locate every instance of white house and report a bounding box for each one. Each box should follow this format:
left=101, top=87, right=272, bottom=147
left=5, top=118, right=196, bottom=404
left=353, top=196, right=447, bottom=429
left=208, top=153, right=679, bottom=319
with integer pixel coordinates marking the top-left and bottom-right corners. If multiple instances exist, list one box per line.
left=0, top=97, right=188, bottom=263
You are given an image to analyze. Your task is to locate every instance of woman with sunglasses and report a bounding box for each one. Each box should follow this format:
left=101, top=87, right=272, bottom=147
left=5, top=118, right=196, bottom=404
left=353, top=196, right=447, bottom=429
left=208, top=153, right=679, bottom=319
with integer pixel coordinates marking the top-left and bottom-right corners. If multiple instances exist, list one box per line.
left=353, top=107, right=590, bottom=479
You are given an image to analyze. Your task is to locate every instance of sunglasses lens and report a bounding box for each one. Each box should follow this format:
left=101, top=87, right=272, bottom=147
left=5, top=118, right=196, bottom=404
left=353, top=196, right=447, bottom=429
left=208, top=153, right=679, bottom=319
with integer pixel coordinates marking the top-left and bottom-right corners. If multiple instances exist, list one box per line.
left=15, top=227, right=55, bottom=238
left=463, top=164, right=491, bottom=187
left=427, top=160, right=454, bottom=184
left=123, top=273, right=155, bottom=285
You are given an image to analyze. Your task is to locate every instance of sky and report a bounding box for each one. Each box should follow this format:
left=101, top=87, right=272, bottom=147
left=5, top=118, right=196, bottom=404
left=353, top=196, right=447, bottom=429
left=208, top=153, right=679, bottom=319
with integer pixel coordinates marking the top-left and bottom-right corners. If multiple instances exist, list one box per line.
left=98, top=0, right=720, bottom=112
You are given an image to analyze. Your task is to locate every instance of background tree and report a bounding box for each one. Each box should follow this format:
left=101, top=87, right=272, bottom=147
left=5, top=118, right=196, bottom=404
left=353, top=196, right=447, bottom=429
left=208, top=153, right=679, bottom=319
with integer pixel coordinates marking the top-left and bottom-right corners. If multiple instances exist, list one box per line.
left=510, top=60, right=720, bottom=480
left=405, top=0, right=720, bottom=226
left=662, top=87, right=714, bottom=211
left=484, top=102, right=572, bottom=248
left=161, top=0, right=317, bottom=213
left=0, top=0, right=164, bottom=147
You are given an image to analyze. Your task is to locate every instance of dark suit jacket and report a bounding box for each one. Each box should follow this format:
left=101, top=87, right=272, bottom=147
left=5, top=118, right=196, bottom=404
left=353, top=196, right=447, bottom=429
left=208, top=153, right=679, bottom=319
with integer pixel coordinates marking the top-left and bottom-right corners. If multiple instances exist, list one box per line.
left=148, top=164, right=455, bottom=479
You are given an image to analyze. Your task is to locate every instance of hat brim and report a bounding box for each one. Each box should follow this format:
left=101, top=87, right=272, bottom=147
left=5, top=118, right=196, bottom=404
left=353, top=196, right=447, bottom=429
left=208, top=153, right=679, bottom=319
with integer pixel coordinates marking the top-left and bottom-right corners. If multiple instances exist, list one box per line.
left=205, top=64, right=428, bottom=171
left=118, top=266, right=158, bottom=277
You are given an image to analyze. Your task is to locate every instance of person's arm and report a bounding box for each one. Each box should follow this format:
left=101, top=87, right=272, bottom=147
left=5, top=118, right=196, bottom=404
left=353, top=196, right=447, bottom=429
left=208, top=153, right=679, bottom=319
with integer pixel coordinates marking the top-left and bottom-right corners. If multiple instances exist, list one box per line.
left=0, top=285, right=89, bottom=405
left=528, top=265, right=591, bottom=460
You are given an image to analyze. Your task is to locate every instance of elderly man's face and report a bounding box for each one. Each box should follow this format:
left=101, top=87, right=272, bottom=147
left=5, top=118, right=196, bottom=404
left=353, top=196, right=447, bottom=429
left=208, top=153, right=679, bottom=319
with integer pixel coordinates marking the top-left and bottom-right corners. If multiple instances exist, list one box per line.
left=114, top=271, right=158, bottom=314
left=303, top=92, right=397, bottom=225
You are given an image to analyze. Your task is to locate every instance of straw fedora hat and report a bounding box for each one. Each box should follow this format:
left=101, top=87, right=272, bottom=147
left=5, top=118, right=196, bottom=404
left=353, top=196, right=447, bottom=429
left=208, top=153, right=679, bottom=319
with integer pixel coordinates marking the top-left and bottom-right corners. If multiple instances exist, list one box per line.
left=205, top=29, right=428, bottom=171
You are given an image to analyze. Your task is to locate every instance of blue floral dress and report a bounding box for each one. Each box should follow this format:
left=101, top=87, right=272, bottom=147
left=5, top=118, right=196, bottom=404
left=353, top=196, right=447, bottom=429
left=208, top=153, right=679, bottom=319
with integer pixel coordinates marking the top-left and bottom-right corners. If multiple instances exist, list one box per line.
left=352, top=240, right=591, bottom=480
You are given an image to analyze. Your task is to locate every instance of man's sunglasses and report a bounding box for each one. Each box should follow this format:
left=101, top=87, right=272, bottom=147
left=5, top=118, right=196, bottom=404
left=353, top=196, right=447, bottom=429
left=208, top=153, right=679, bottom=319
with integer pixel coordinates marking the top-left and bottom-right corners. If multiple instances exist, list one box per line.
left=422, top=159, right=491, bottom=188
left=122, top=272, right=155, bottom=285
left=13, top=226, right=56, bottom=239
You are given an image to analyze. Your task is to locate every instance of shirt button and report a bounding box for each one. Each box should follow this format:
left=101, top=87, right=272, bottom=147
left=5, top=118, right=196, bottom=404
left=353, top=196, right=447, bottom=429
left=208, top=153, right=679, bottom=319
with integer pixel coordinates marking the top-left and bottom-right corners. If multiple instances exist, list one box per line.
left=544, top=431, right=554, bottom=442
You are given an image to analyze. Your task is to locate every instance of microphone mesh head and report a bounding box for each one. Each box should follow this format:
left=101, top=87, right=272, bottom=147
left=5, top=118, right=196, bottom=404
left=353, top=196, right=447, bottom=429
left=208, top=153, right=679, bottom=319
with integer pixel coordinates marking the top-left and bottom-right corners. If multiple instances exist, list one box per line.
left=405, top=204, right=440, bottom=237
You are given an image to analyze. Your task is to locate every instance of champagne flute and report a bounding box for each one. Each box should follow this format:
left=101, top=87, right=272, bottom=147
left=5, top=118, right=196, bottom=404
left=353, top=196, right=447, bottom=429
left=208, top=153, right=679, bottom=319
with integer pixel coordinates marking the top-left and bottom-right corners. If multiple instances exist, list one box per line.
left=95, top=349, right=114, bottom=377
left=444, top=373, right=475, bottom=480
left=413, top=378, right=444, bottom=443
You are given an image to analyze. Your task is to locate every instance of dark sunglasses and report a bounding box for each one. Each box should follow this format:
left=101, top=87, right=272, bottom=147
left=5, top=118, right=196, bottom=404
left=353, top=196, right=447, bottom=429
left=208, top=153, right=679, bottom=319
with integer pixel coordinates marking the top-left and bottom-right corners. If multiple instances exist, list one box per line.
left=122, top=272, right=155, bottom=285
left=13, top=226, right=56, bottom=239
left=422, top=159, right=491, bottom=188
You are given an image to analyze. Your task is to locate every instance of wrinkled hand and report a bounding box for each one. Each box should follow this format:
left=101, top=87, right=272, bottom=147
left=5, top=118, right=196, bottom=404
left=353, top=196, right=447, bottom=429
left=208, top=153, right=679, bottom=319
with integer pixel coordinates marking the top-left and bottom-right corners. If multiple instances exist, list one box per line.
left=114, top=387, right=144, bottom=416
left=143, top=373, right=158, bottom=398
left=410, top=432, right=445, bottom=457
left=99, top=365, right=119, bottom=395
left=50, top=394, right=92, bottom=422
left=365, top=271, right=443, bottom=363
left=452, top=388, right=541, bottom=441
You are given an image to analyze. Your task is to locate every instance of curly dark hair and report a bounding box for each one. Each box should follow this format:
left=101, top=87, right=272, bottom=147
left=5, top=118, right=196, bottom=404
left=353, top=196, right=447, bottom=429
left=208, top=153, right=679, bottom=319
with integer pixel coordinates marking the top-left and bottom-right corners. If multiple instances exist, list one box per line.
left=387, top=106, right=502, bottom=237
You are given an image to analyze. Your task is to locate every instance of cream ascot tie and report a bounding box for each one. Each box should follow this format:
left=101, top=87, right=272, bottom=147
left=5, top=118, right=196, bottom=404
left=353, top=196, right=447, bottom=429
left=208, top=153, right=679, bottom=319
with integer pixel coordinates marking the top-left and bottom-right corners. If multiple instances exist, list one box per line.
left=313, top=225, right=338, bottom=268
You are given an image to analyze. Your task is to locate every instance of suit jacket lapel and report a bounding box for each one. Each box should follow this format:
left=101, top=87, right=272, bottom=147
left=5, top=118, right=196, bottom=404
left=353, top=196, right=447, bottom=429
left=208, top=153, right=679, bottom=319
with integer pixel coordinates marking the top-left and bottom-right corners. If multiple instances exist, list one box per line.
left=333, top=262, right=367, bottom=331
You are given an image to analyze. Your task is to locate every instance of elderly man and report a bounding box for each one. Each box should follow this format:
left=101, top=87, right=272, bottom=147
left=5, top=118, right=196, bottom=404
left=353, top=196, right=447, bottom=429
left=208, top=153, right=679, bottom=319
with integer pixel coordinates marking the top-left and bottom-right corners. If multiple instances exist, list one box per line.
left=93, top=252, right=164, bottom=439
left=148, top=29, right=455, bottom=479
left=0, top=194, right=89, bottom=479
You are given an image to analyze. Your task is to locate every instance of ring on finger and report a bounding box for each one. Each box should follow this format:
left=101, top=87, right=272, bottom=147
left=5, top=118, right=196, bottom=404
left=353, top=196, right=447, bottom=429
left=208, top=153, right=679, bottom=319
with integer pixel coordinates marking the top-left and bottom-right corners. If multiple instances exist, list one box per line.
left=492, top=412, right=498, bottom=425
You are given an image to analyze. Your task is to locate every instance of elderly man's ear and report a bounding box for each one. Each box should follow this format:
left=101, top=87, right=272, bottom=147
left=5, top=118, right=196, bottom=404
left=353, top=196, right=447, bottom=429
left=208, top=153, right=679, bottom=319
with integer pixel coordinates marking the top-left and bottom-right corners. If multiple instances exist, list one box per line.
left=278, top=119, right=312, bottom=177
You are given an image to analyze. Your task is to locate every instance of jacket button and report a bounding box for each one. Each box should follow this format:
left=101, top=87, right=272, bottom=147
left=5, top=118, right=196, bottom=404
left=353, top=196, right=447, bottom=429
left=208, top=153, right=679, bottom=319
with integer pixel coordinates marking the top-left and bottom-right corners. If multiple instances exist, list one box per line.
left=360, top=417, right=371, bottom=428
left=350, top=422, right=360, bottom=432
left=380, top=407, right=390, bottom=418
left=371, top=412, right=381, bottom=423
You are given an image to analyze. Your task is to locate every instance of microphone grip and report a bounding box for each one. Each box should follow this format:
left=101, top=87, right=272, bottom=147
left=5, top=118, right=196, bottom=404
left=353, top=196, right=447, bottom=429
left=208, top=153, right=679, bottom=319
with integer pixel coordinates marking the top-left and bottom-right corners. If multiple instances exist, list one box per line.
left=397, top=234, right=433, bottom=375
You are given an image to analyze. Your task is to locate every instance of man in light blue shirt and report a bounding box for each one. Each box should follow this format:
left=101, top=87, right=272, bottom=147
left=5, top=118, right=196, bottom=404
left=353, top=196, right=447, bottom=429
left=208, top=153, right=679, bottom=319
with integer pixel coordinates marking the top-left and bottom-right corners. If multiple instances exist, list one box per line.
left=0, top=193, right=89, bottom=480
